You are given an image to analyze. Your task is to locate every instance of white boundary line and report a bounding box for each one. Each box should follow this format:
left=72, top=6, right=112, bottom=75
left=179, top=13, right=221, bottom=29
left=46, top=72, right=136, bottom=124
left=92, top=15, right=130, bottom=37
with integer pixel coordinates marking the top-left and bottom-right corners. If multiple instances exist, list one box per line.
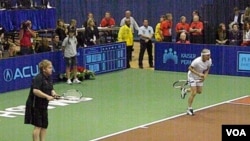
left=90, top=95, right=249, bottom=141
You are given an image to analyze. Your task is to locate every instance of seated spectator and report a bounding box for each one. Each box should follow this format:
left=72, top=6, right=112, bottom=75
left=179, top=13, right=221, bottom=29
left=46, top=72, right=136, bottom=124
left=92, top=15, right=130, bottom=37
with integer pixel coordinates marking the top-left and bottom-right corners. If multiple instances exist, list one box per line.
left=99, top=12, right=116, bottom=43
left=8, top=42, right=18, bottom=57
left=228, top=23, right=242, bottom=46
left=100, top=12, right=116, bottom=27
left=36, top=38, right=51, bottom=53
left=0, top=42, right=3, bottom=59
left=0, top=27, right=5, bottom=59
left=50, top=34, right=62, bottom=51
left=176, top=32, right=190, bottom=44
left=215, top=23, right=229, bottom=45
left=85, top=19, right=99, bottom=46
left=176, top=16, right=190, bottom=42
left=241, top=22, right=250, bottom=46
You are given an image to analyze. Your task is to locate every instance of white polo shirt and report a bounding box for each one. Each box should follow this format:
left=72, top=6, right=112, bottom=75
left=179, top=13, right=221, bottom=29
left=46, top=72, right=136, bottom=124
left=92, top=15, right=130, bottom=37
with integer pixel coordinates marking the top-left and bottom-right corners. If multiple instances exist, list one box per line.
left=188, top=56, right=212, bottom=80
left=62, top=36, right=78, bottom=58
left=138, top=25, right=154, bottom=40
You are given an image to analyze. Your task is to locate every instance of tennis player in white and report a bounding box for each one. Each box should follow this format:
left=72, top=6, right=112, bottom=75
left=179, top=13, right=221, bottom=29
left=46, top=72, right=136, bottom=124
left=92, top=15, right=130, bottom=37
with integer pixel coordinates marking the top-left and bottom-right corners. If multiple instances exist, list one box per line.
left=181, top=48, right=212, bottom=115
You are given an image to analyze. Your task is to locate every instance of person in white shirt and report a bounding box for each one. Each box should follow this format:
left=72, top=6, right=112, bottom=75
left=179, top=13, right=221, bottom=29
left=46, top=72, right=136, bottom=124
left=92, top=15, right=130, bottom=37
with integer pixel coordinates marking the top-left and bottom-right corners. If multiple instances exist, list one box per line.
left=181, top=48, right=212, bottom=116
left=120, top=10, right=139, bottom=33
left=138, top=19, right=154, bottom=68
left=120, top=10, right=139, bottom=61
left=62, top=29, right=81, bottom=85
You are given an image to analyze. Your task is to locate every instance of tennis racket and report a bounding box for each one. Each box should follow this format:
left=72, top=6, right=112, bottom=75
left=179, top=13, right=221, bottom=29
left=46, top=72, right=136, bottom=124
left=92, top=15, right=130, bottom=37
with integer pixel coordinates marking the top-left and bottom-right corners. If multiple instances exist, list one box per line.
left=172, top=79, right=202, bottom=89
left=172, top=80, right=190, bottom=89
left=54, top=89, right=83, bottom=101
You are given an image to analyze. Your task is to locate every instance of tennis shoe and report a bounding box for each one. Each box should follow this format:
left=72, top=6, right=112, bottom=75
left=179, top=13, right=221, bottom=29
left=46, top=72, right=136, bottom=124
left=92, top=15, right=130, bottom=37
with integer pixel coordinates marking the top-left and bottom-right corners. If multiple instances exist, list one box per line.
left=73, top=78, right=81, bottom=84
left=181, top=88, right=187, bottom=99
left=67, top=79, right=72, bottom=85
left=187, top=108, right=194, bottom=116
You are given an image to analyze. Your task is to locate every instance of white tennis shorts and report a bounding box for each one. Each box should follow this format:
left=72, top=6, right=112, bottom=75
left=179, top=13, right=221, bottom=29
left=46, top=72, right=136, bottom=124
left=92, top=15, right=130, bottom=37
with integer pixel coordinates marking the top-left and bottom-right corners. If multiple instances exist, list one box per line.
left=188, top=77, right=203, bottom=87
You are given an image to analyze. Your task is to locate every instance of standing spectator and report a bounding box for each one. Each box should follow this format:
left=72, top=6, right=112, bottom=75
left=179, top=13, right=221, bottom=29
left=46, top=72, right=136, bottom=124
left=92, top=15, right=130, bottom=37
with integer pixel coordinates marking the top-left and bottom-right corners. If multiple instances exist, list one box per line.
left=176, top=32, right=190, bottom=44
left=154, top=15, right=164, bottom=42
left=55, top=19, right=67, bottom=42
left=118, top=18, right=133, bottom=68
left=19, top=20, right=36, bottom=55
left=191, top=10, right=202, bottom=22
left=83, top=12, right=96, bottom=28
left=62, top=29, right=81, bottom=84
left=241, top=7, right=250, bottom=25
left=67, top=19, right=77, bottom=36
left=24, top=59, right=58, bottom=141
left=85, top=18, right=99, bottom=46
left=228, top=23, right=242, bottom=46
left=215, top=23, right=229, bottom=45
left=189, top=15, right=203, bottom=44
left=120, top=10, right=139, bottom=61
left=160, top=13, right=173, bottom=42
left=138, top=19, right=154, bottom=69
left=100, top=11, right=116, bottom=27
left=175, top=16, right=190, bottom=42
left=120, top=10, right=139, bottom=34
left=229, top=7, right=243, bottom=30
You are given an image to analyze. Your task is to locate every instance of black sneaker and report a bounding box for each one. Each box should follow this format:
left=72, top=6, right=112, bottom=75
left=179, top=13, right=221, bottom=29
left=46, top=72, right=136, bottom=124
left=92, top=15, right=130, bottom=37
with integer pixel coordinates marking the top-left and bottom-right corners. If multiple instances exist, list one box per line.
left=187, top=108, right=194, bottom=116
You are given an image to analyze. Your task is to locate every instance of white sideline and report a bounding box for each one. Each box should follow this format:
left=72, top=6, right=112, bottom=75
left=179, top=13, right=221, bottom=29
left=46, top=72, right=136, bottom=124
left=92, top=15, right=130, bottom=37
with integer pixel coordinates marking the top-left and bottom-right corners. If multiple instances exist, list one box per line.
left=90, top=95, right=249, bottom=141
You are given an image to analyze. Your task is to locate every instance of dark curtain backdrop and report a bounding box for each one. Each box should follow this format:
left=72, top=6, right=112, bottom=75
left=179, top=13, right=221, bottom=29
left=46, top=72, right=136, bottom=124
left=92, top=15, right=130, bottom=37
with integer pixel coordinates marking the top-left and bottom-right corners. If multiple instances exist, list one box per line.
left=54, top=0, right=213, bottom=27
left=4, top=0, right=246, bottom=44
left=6, top=0, right=249, bottom=28
left=4, top=0, right=244, bottom=43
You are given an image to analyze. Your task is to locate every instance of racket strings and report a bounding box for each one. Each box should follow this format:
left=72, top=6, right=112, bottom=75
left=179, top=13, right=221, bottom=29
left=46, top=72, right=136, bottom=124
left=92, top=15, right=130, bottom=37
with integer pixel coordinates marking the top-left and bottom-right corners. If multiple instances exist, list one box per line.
left=63, top=90, right=83, bottom=100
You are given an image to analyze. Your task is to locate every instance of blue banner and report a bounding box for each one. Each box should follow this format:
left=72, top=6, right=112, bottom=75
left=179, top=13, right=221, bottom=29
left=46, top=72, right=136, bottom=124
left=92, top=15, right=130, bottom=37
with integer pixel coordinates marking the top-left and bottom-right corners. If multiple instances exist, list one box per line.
left=0, top=43, right=126, bottom=93
left=155, top=42, right=250, bottom=77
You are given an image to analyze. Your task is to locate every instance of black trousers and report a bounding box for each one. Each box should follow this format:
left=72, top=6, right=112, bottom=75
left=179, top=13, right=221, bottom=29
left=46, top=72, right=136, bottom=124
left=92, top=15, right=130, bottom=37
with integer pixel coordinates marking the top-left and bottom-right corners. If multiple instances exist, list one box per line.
left=190, top=35, right=203, bottom=44
left=138, top=39, right=153, bottom=67
left=126, top=46, right=132, bottom=68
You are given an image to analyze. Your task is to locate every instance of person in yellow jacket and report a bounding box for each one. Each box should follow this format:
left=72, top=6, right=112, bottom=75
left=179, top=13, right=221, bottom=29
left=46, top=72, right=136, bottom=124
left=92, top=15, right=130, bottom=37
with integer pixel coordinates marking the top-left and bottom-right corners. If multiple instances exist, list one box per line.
left=118, top=18, right=133, bottom=68
left=154, top=15, right=165, bottom=41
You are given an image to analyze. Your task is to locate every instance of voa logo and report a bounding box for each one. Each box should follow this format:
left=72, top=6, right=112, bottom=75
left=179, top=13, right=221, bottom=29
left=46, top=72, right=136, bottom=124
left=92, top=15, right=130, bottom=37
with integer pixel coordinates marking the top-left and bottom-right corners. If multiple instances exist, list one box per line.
left=3, top=65, right=55, bottom=82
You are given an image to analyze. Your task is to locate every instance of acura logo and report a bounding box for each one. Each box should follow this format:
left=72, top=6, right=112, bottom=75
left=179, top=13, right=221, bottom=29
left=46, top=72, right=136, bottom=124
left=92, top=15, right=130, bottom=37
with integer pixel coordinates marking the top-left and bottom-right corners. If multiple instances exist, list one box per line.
left=3, top=69, right=13, bottom=82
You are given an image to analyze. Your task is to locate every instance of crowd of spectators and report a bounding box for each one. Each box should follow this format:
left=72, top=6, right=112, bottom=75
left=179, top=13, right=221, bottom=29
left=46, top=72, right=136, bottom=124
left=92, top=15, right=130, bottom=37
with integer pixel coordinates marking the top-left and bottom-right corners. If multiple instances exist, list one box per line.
left=0, top=6, right=250, bottom=60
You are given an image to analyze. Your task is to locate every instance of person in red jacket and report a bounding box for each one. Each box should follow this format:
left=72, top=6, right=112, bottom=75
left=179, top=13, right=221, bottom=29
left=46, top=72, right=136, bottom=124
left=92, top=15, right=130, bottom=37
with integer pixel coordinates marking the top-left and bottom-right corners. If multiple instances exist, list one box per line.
left=189, top=15, right=203, bottom=44
left=175, top=16, right=190, bottom=42
left=160, top=13, right=173, bottom=42
left=19, top=20, right=36, bottom=55
left=100, top=12, right=116, bottom=27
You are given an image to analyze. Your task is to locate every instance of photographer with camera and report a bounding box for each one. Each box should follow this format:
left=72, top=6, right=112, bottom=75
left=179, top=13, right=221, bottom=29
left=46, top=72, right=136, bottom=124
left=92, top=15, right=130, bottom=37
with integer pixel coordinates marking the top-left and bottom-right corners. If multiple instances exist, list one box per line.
left=19, top=20, right=36, bottom=55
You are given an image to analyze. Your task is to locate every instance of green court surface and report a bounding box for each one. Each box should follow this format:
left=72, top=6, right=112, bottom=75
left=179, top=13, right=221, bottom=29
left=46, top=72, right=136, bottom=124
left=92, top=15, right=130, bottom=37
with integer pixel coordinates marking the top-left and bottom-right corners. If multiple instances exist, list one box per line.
left=0, top=69, right=249, bottom=141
